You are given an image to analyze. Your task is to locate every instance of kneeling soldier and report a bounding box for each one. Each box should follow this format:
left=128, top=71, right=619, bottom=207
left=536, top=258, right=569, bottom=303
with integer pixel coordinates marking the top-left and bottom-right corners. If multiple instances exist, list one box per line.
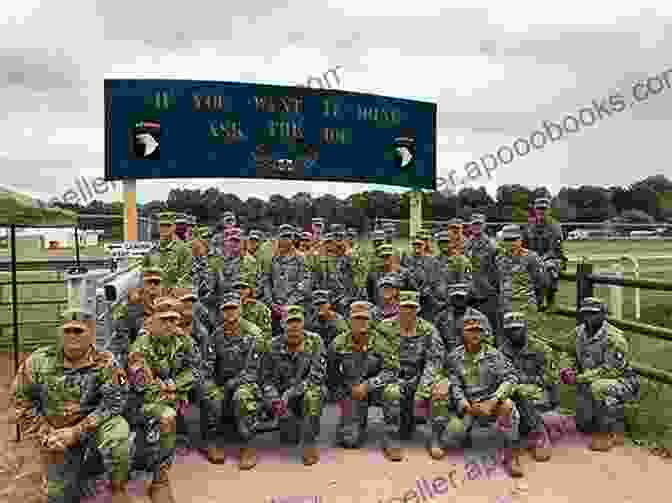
left=499, top=312, right=558, bottom=474
left=11, top=308, right=131, bottom=503
left=331, top=301, right=403, bottom=461
left=199, top=291, right=263, bottom=468
left=442, top=315, right=523, bottom=477
left=127, top=306, right=200, bottom=502
left=261, top=305, right=327, bottom=465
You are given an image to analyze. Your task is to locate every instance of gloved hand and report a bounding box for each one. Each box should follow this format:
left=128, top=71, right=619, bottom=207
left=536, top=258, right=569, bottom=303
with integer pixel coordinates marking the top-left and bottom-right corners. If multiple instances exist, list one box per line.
left=559, top=368, right=577, bottom=385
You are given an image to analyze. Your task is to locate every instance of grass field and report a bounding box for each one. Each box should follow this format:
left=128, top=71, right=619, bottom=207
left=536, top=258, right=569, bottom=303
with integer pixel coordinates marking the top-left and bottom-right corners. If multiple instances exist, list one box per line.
left=1, top=239, right=672, bottom=448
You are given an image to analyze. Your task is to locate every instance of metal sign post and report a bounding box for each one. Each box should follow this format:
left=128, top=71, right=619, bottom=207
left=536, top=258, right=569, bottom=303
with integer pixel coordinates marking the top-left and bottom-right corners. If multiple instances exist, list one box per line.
left=123, top=179, right=137, bottom=242
left=409, top=191, right=423, bottom=240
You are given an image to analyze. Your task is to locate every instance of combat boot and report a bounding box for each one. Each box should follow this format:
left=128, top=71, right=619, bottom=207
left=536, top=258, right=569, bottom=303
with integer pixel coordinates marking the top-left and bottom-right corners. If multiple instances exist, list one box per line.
left=148, top=463, right=176, bottom=503
left=382, top=403, right=404, bottom=462
left=239, top=447, right=257, bottom=470
left=303, top=446, right=320, bottom=465
left=110, top=480, right=133, bottom=503
left=302, top=416, right=321, bottom=466
left=590, top=432, right=613, bottom=451
left=428, top=418, right=447, bottom=460
left=508, top=448, right=525, bottom=478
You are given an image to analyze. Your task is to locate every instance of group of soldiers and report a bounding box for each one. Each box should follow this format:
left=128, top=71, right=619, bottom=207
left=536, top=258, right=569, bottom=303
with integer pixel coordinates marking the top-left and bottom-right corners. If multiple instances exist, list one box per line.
left=9, top=199, right=641, bottom=503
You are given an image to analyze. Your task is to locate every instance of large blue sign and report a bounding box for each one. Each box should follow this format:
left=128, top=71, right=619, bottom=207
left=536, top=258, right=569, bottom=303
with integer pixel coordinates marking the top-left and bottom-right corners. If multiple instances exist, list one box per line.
left=104, top=79, right=436, bottom=190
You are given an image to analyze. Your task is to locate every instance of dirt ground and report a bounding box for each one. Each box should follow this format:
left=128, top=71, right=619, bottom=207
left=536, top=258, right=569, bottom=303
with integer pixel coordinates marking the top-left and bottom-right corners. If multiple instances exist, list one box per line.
left=0, top=353, right=670, bottom=503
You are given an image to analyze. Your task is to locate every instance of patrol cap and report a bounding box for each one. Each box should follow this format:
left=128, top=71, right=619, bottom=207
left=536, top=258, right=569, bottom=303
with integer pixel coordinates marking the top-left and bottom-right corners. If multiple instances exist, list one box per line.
left=399, top=290, right=419, bottom=307
left=501, top=224, right=522, bottom=240
left=143, top=266, right=163, bottom=281
left=534, top=197, right=552, bottom=209
left=159, top=211, right=176, bottom=225
left=436, top=230, right=449, bottom=241
left=418, top=229, right=432, bottom=240
left=579, top=297, right=606, bottom=312
left=378, top=244, right=395, bottom=256
left=448, top=282, right=470, bottom=297
left=378, top=272, right=402, bottom=289
left=470, top=213, right=486, bottom=224
left=157, top=310, right=181, bottom=321
left=350, top=301, right=372, bottom=319
left=153, top=296, right=182, bottom=312
left=278, top=224, right=296, bottom=239
left=447, top=218, right=464, bottom=227
left=312, top=290, right=331, bottom=306
left=287, top=305, right=304, bottom=321
left=248, top=230, right=263, bottom=240
left=463, top=315, right=482, bottom=331
left=312, top=217, right=325, bottom=224
left=503, top=312, right=526, bottom=328
left=62, top=308, right=95, bottom=327
left=219, top=291, right=241, bottom=309
left=372, top=229, right=386, bottom=241
left=175, top=213, right=188, bottom=224
left=221, top=211, right=236, bottom=224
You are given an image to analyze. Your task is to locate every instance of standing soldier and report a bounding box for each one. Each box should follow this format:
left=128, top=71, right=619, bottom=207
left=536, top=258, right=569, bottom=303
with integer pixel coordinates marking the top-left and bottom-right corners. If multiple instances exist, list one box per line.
left=261, top=305, right=327, bottom=465
left=306, top=289, right=349, bottom=349
left=377, top=273, right=403, bottom=321
left=126, top=305, right=200, bottom=501
left=156, top=211, right=192, bottom=291
left=435, top=219, right=472, bottom=292
left=197, top=291, right=264, bottom=468
left=401, top=231, right=439, bottom=321
left=259, top=224, right=310, bottom=338
left=523, top=197, right=567, bottom=310
left=330, top=301, right=403, bottom=461
left=367, top=244, right=412, bottom=307
left=309, top=231, right=353, bottom=317
left=499, top=312, right=558, bottom=473
left=376, top=292, right=446, bottom=455
left=246, top=230, right=263, bottom=258
left=441, top=315, right=523, bottom=477
left=177, top=292, right=197, bottom=340
left=494, top=224, right=546, bottom=343
left=465, top=213, right=500, bottom=331
left=434, top=282, right=493, bottom=354
left=10, top=308, right=131, bottom=503
left=559, top=298, right=640, bottom=451
left=238, top=278, right=273, bottom=353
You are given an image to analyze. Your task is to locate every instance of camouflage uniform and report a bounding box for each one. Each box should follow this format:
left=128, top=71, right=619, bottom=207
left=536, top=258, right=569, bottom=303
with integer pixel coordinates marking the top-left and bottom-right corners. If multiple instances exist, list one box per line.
left=522, top=197, right=567, bottom=308
left=259, top=225, right=311, bottom=336
left=434, top=221, right=473, bottom=302
left=400, top=231, right=440, bottom=320
left=367, top=244, right=412, bottom=308
left=379, top=292, right=446, bottom=448
left=377, top=273, right=402, bottom=321
left=308, top=231, right=354, bottom=317
left=442, top=316, right=521, bottom=449
left=499, top=312, right=559, bottom=456
left=494, top=224, right=546, bottom=343
left=560, top=298, right=640, bottom=450
left=465, top=213, right=500, bottom=331
left=154, top=211, right=192, bottom=290
left=196, top=291, right=264, bottom=468
left=261, top=306, right=327, bottom=463
left=11, top=308, right=129, bottom=503
left=434, top=283, right=493, bottom=353
left=126, top=307, right=200, bottom=495
left=330, top=302, right=402, bottom=458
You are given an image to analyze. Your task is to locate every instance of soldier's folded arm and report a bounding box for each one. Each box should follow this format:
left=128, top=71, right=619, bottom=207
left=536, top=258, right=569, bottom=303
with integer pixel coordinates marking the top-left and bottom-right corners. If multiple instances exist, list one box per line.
left=9, top=353, right=54, bottom=441
left=364, top=338, right=400, bottom=391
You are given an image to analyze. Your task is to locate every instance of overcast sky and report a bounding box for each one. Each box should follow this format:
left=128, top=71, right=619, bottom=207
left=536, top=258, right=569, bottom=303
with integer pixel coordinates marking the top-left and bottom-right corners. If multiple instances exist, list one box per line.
left=1, top=1, right=671, bottom=206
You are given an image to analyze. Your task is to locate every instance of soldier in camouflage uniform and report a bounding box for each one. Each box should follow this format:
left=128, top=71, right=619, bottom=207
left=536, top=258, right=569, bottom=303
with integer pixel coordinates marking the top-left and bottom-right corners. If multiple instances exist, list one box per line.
left=126, top=304, right=200, bottom=501
left=499, top=312, right=559, bottom=475
left=434, top=220, right=473, bottom=301
left=193, top=225, right=258, bottom=300
left=367, top=244, right=412, bottom=308
left=465, top=213, right=500, bottom=331
left=494, top=224, right=546, bottom=344
left=11, top=308, right=131, bottom=503
left=401, top=232, right=440, bottom=321
left=434, top=282, right=493, bottom=353
left=377, top=273, right=402, bottom=321
left=261, top=305, right=327, bottom=465
left=523, top=197, right=567, bottom=310
left=441, top=315, right=523, bottom=477
left=377, top=292, right=447, bottom=458
left=309, top=230, right=354, bottom=317
left=155, top=211, right=192, bottom=291
left=245, top=229, right=263, bottom=258
left=259, top=224, right=311, bottom=338
left=330, top=301, right=403, bottom=461
left=176, top=292, right=196, bottom=340
left=560, top=298, right=640, bottom=451
left=306, top=289, right=350, bottom=348
left=238, top=277, right=272, bottom=353
left=174, top=213, right=188, bottom=241
left=197, top=291, right=264, bottom=468
left=109, top=266, right=166, bottom=363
